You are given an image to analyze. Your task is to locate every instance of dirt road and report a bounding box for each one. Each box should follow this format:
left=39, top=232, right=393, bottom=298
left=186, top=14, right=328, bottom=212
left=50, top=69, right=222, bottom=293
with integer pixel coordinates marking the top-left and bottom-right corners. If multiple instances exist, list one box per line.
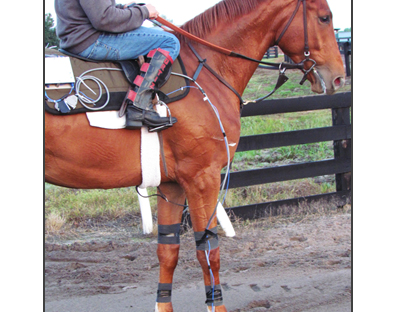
left=45, top=210, right=351, bottom=311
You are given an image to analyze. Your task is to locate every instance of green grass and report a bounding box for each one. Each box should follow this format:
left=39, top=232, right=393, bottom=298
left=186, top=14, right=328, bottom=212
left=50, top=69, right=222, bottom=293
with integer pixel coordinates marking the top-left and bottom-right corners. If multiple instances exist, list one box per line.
left=233, top=109, right=334, bottom=169
left=45, top=185, right=142, bottom=222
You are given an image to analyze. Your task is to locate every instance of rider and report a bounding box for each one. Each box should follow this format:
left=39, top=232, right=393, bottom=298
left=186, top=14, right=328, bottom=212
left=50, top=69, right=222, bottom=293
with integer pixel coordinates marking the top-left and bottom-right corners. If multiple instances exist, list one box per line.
left=55, top=0, right=180, bottom=130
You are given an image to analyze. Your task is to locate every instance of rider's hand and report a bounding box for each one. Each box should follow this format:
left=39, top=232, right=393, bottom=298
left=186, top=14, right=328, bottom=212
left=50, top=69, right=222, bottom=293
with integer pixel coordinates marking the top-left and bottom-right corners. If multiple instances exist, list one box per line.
left=145, top=4, right=159, bottom=19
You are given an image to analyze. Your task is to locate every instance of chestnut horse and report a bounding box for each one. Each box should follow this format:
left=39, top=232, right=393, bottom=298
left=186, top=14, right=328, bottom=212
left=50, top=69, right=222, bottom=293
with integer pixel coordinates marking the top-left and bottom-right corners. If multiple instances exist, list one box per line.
left=45, top=0, right=345, bottom=311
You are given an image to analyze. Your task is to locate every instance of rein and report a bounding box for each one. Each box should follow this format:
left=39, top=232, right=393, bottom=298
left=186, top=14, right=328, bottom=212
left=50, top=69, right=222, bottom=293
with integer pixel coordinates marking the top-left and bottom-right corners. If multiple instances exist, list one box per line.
left=154, top=0, right=316, bottom=103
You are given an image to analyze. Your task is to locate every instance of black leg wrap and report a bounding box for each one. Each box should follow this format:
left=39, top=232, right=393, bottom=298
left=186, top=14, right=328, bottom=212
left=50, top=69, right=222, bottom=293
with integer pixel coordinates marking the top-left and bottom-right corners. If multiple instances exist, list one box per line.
left=194, top=227, right=218, bottom=251
left=157, top=283, right=172, bottom=303
left=205, top=284, right=223, bottom=306
left=158, top=223, right=181, bottom=245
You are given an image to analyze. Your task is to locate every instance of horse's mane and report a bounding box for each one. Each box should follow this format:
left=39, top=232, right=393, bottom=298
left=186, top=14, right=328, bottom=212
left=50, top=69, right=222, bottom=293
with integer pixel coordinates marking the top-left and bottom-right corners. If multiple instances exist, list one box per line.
left=178, top=0, right=264, bottom=42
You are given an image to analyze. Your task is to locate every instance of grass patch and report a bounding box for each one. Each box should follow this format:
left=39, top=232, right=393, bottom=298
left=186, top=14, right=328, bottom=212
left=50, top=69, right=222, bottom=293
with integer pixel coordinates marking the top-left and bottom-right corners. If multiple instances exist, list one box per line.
left=45, top=211, right=67, bottom=234
left=45, top=185, right=149, bottom=224
left=224, top=177, right=335, bottom=209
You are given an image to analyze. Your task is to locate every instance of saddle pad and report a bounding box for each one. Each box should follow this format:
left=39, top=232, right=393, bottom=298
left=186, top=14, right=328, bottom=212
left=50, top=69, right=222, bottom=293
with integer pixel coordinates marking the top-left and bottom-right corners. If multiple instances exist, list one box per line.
left=44, top=49, right=190, bottom=115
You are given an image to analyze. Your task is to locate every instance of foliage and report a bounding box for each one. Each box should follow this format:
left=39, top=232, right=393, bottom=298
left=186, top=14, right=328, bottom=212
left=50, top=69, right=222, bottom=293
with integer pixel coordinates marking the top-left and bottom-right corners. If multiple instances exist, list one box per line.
left=45, top=13, right=59, bottom=48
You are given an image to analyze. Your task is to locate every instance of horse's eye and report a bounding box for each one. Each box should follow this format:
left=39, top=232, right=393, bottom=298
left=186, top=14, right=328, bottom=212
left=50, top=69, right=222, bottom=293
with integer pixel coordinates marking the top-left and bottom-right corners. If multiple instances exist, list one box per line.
left=319, top=15, right=331, bottom=24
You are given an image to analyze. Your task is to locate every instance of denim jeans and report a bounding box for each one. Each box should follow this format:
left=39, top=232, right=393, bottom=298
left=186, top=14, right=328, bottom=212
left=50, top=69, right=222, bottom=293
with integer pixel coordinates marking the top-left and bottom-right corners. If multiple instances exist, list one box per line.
left=78, top=26, right=180, bottom=61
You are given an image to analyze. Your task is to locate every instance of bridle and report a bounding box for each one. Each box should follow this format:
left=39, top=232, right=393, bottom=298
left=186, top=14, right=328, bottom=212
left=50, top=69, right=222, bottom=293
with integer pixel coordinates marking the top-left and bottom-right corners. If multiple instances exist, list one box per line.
left=274, top=0, right=316, bottom=85
left=153, top=0, right=317, bottom=102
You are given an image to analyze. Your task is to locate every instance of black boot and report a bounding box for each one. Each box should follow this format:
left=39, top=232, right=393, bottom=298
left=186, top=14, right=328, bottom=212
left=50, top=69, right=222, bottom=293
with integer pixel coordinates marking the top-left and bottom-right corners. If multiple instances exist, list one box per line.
left=124, top=48, right=177, bottom=131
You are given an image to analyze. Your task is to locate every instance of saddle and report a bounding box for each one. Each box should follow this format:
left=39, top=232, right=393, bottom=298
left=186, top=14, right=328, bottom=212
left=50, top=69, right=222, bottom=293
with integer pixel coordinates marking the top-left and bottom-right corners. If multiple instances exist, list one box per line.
left=44, top=48, right=190, bottom=115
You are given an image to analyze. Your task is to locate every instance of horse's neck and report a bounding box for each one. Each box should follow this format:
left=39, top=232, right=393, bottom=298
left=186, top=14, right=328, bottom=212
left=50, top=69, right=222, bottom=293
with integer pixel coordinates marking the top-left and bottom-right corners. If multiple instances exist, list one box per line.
left=202, top=1, right=288, bottom=94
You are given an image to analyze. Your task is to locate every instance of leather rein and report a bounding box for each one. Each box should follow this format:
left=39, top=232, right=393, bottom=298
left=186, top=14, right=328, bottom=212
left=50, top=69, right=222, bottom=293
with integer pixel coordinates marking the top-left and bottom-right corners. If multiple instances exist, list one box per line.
left=154, top=0, right=316, bottom=104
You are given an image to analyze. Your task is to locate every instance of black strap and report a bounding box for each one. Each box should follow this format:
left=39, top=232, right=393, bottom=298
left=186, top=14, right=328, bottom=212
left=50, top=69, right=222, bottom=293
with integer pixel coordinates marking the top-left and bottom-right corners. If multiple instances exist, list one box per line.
left=205, top=288, right=223, bottom=306
left=193, top=57, right=206, bottom=81
left=188, top=43, right=244, bottom=107
left=244, top=71, right=289, bottom=104
left=188, top=43, right=292, bottom=107
left=274, top=0, right=303, bottom=46
left=195, top=228, right=218, bottom=250
left=156, top=283, right=172, bottom=303
left=158, top=131, right=168, bottom=177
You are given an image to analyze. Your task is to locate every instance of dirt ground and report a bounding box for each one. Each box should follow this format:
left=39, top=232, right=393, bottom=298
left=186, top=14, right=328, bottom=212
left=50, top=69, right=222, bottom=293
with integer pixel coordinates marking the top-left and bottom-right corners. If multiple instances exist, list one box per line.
left=45, top=208, right=351, bottom=311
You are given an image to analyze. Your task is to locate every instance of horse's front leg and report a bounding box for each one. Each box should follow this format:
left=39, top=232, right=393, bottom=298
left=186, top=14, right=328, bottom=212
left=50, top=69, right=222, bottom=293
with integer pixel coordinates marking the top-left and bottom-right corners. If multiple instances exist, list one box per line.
left=155, top=182, right=185, bottom=312
left=183, top=170, right=228, bottom=312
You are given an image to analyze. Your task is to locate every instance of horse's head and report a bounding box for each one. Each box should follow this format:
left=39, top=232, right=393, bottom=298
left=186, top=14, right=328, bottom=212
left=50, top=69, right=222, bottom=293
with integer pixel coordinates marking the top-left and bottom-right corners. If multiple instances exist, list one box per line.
left=275, top=0, right=345, bottom=95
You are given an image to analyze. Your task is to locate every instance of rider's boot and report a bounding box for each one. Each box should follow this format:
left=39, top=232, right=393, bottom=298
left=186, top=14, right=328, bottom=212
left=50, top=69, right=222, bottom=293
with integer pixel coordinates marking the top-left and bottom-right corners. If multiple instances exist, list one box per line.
left=124, top=48, right=177, bottom=131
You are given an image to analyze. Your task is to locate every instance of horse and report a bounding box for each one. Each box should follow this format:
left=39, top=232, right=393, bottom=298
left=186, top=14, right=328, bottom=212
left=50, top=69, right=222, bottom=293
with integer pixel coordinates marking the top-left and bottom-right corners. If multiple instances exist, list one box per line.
left=45, top=0, right=345, bottom=311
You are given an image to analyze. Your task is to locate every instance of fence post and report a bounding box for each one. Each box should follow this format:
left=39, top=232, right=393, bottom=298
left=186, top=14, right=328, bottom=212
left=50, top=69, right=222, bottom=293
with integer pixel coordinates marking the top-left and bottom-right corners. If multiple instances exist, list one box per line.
left=332, top=106, right=351, bottom=193
left=343, top=41, right=351, bottom=77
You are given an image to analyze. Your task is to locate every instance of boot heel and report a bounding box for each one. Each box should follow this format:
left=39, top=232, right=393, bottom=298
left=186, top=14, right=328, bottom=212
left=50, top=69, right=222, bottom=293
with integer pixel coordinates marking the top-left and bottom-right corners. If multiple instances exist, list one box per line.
left=125, top=120, right=143, bottom=130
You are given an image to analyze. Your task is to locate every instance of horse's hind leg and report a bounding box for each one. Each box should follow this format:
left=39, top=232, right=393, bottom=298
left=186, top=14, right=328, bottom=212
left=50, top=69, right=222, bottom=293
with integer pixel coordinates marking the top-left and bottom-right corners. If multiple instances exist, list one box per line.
left=155, top=182, right=185, bottom=312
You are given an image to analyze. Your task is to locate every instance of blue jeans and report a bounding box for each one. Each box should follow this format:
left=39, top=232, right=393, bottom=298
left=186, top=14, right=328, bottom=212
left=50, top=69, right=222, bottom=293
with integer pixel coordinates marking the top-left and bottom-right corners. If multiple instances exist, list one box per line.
left=78, top=27, right=180, bottom=61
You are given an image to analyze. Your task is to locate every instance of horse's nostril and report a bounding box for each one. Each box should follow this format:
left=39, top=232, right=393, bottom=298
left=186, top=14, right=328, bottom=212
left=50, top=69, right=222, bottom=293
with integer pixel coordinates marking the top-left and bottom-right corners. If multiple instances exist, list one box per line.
left=333, top=77, right=345, bottom=89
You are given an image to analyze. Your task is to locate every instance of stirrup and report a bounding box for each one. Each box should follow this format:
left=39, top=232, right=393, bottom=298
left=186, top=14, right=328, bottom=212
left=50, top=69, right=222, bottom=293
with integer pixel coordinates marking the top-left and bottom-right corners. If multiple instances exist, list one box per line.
left=148, top=100, right=176, bottom=132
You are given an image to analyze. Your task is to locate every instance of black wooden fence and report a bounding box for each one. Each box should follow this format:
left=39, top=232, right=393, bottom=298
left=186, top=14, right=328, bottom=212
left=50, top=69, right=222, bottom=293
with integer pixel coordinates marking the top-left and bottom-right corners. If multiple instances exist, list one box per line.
left=264, top=46, right=278, bottom=59
left=221, top=92, right=352, bottom=220
left=337, top=40, right=351, bottom=77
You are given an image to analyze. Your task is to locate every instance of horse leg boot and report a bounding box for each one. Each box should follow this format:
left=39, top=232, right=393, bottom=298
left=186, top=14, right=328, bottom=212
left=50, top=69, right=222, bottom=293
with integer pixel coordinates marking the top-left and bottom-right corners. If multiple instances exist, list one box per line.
left=155, top=183, right=185, bottom=312
left=195, top=229, right=227, bottom=312
left=124, top=48, right=177, bottom=131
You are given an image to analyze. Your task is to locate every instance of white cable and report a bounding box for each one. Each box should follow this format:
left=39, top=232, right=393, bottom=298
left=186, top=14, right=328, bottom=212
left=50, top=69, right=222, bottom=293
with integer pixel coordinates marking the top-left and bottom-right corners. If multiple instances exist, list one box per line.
left=74, top=67, right=123, bottom=111
left=171, top=73, right=231, bottom=228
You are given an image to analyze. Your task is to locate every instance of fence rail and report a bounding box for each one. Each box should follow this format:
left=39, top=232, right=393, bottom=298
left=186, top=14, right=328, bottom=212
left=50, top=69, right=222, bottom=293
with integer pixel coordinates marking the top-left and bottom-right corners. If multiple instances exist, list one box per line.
left=264, top=46, right=279, bottom=58
left=221, top=92, right=351, bottom=220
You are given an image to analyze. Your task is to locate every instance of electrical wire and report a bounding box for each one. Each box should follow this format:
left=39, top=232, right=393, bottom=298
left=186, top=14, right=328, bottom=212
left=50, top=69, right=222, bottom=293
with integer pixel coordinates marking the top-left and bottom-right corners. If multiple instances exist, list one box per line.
left=170, top=73, right=230, bottom=312
left=169, top=72, right=231, bottom=231
left=74, top=67, right=123, bottom=111
left=44, top=84, right=74, bottom=103
left=205, top=240, right=216, bottom=312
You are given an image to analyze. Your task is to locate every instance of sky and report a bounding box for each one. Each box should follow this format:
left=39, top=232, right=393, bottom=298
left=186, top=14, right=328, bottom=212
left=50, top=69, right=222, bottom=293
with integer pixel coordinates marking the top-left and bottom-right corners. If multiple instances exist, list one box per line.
left=45, top=0, right=351, bottom=30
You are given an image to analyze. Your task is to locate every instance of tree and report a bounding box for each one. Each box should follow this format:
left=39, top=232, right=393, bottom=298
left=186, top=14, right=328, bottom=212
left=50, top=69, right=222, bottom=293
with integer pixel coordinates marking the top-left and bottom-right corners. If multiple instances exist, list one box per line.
left=45, top=13, right=59, bottom=48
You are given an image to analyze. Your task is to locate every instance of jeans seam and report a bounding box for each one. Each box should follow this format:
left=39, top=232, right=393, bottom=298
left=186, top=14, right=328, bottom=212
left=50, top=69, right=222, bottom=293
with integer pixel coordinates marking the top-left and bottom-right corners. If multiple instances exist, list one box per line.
left=90, top=40, right=120, bottom=60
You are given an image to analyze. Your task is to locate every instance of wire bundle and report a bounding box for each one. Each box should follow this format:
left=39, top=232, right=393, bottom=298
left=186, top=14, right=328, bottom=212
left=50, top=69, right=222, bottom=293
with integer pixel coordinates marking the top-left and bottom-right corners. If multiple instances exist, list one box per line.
left=74, top=67, right=123, bottom=111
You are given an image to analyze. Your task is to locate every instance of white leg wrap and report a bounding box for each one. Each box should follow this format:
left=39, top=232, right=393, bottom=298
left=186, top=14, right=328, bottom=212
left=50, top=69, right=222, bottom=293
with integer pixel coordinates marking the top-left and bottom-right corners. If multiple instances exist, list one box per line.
left=216, top=202, right=235, bottom=237
left=137, top=187, right=153, bottom=234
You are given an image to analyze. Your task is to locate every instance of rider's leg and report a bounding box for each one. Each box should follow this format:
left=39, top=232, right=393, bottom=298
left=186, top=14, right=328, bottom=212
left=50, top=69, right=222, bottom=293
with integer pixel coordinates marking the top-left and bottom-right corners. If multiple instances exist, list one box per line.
left=77, top=27, right=180, bottom=130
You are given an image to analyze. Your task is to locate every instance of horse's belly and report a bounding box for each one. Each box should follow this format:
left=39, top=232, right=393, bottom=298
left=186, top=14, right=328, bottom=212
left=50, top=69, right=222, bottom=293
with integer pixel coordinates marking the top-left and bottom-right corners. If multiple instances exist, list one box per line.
left=45, top=114, right=143, bottom=189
